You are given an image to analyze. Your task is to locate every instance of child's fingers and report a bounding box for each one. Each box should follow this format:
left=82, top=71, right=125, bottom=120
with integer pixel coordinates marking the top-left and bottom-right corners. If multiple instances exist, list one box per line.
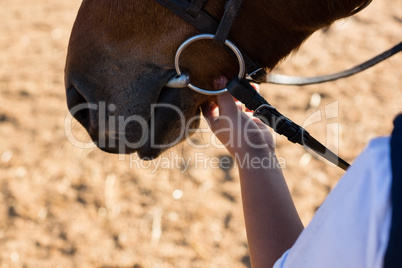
left=216, top=92, right=239, bottom=117
left=201, top=101, right=216, bottom=118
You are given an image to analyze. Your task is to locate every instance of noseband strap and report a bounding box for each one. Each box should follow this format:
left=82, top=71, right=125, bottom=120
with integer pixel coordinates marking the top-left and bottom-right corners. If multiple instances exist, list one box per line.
left=185, top=0, right=207, bottom=17
left=156, top=0, right=243, bottom=44
left=156, top=0, right=217, bottom=33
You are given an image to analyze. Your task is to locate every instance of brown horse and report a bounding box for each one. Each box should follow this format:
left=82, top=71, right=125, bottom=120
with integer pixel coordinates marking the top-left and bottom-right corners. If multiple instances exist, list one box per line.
left=65, top=0, right=369, bottom=158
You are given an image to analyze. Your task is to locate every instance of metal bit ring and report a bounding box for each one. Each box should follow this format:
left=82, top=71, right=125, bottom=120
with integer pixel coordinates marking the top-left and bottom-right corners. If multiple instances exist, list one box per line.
left=174, top=34, right=246, bottom=95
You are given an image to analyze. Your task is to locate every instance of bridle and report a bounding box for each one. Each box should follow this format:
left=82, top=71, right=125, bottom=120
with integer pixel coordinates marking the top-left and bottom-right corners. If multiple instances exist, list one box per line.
left=158, top=0, right=401, bottom=171
left=158, top=0, right=386, bottom=90
left=157, top=0, right=267, bottom=87
left=157, top=0, right=401, bottom=170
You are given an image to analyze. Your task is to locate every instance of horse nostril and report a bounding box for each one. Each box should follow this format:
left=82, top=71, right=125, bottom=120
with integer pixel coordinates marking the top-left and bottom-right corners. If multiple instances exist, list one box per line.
left=66, top=86, right=91, bottom=131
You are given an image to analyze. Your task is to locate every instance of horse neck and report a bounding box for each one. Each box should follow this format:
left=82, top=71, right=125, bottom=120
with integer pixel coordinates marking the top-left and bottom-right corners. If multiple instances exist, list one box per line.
left=223, top=0, right=368, bottom=70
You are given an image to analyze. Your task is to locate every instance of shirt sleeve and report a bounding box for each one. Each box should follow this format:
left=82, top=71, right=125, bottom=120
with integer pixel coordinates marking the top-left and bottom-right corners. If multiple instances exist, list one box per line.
left=273, top=137, right=392, bottom=268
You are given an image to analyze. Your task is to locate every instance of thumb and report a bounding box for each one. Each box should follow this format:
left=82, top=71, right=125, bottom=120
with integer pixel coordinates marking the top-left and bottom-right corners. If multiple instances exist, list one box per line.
left=216, top=92, right=239, bottom=118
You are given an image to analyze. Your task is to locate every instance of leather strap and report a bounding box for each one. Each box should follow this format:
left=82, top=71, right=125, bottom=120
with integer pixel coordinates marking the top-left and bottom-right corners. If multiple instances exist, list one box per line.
left=186, top=0, right=208, bottom=17
left=156, top=0, right=219, bottom=33
left=227, top=77, right=350, bottom=170
left=266, top=42, right=402, bottom=86
left=213, top=0, right=243, bottom=43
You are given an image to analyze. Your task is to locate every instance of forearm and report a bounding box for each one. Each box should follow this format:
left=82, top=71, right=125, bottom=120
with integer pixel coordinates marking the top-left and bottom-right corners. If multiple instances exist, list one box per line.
left=237, top=150, right=304, bottom=268
left=202, top=91, right=303, bottom=266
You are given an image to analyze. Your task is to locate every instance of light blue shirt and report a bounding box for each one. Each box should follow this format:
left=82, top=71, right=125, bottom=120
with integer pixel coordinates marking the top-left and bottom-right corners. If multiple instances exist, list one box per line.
left=274, top=137, right=392, bottom=268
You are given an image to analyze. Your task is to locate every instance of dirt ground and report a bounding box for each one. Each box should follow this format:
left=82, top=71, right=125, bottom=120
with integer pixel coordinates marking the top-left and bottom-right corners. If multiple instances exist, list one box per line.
left=0, top=0, right=401, bottom=267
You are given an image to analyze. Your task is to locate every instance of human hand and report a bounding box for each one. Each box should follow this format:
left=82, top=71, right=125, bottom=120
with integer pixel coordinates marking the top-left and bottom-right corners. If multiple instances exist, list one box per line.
left=202, top=85, right=275, bottom=158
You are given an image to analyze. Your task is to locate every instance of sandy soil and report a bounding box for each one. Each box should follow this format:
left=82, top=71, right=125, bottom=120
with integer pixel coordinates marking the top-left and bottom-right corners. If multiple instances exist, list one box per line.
left=0, top=0, right=401, bottom=267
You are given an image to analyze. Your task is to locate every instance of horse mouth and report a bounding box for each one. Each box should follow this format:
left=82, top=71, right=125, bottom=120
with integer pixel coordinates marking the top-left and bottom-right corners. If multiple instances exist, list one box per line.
left=135, top=85, right=201, bottom=159
left=66, top=78, right=203, bottom=159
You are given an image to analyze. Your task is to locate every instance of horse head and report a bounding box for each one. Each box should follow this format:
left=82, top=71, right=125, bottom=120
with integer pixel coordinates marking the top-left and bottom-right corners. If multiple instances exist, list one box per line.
left=65, top=0, right=369, bottom=158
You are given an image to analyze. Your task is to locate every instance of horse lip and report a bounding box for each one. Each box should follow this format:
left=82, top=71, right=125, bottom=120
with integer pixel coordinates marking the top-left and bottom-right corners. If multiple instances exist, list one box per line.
left=66, top=71, right=188, bottom=158
left=133, top=86, right=190, bottom=159
left=95, top=135, right=139, bottom=155
left=137, top=147, right=162, bottom=160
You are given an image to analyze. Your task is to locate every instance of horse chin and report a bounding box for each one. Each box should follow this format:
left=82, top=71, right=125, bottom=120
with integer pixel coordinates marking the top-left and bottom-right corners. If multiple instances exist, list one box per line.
left=136, top=146, right=164, bottom=160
